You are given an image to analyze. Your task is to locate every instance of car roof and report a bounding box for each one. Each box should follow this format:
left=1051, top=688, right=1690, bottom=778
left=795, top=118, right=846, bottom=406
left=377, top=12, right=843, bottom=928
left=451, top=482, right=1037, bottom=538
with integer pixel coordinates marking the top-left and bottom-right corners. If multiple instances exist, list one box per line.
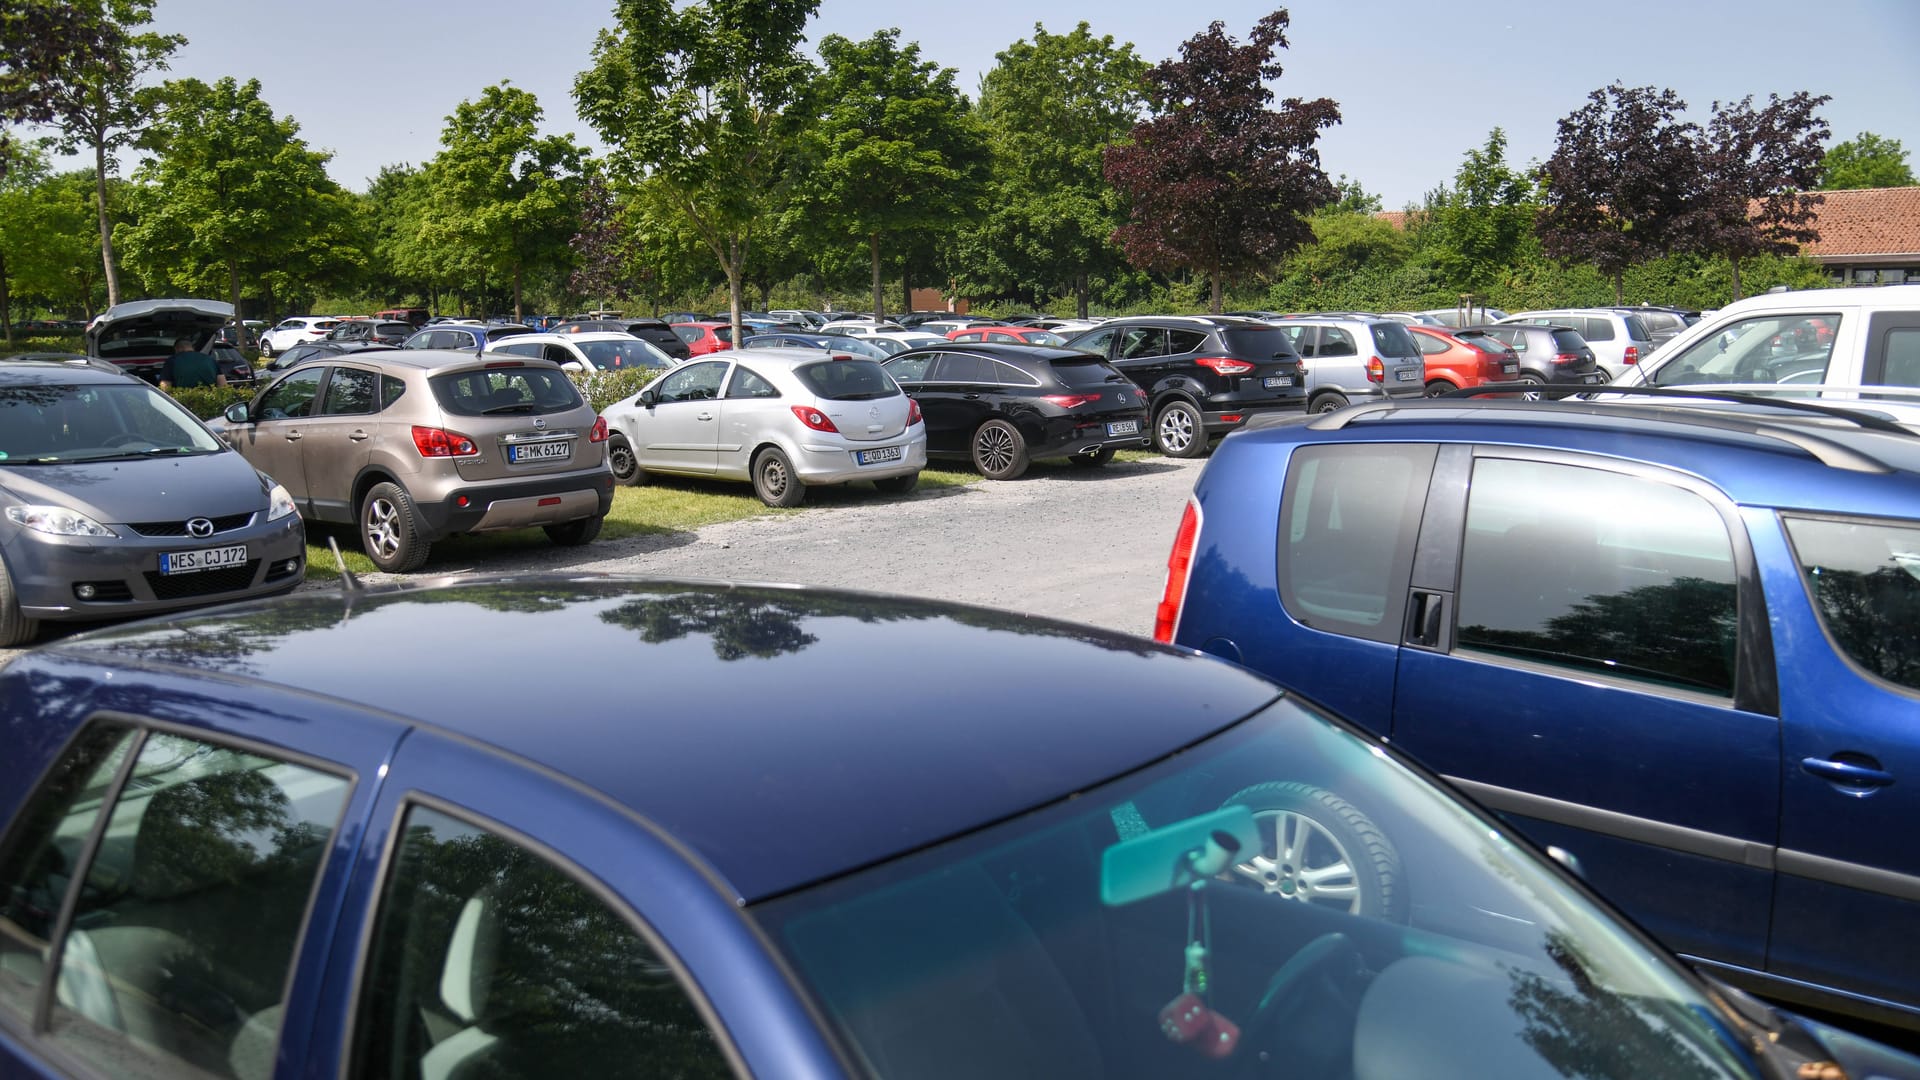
left=702, top=347, right=876, bottom=367
left=34, top=577, right=1282, bottom=902
left=891, top=342, right=1093, bottom=364
left=0, top=358, right=142, bottom=384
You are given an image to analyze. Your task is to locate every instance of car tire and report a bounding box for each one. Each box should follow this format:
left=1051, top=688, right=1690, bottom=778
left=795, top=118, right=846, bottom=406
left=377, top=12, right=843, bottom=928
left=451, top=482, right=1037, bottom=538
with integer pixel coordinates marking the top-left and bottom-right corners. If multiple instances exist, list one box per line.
left=1517, top=373, right=1545, bottom=402
left=752, top=447, right=806, bottom=507
left=360, top=482, right=431, bottom=573
left=1220, top=781, right=1408, bottom=922
left=1153, top=400, right=1207, bottom=458
left=1069, top=446, right=1117, bottom=468
left=1310, top=391, right=1350, bottom=414
left=258, top=338, right=275, bottom=358
left=0, top=557, right=40, bottom=648
left=607, top=434, right=646, bottom=487
left=1424, top=380, right=1456, bottom=398
left=544, top=514, right=603, bottom=547
left=872, top=471, right=919, bottom=495
left=972, top=419, right=1030, bottom=480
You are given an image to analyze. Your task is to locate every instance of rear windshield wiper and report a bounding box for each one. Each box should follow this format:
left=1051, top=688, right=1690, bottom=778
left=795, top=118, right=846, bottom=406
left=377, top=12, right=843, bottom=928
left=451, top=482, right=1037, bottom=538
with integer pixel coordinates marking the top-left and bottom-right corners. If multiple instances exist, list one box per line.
left=481, top=403, right=539, bottom=415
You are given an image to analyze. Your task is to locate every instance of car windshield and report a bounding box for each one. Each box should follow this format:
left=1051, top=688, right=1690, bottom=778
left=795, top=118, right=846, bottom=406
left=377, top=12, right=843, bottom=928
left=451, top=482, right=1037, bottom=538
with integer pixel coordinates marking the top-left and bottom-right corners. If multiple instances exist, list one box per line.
left=0, top=382, right=223, bottom=463
left=794, top=359, right=898, bottom=401
left=753, top=699, right=1756, bottom=1080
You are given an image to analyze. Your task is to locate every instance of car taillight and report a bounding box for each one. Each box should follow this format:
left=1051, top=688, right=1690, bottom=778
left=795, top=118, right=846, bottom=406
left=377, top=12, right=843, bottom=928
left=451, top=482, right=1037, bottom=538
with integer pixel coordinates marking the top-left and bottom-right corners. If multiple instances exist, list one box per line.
left=1195, top=356, right=1255, bottom=376
left=1366, top=357, right=1385, bottom=383
left=792, top=406, right=839, bottom=433
left=412, top=425, right=478, bottom=457
left=906, top=397, right=923, bottom=426
left=1553, top=352, right=1580, bottom=365
left=589, top=416, right=609, bottom=443
left=1155, top=497, right=1203, bottom=643
left=1623, top=345, right=1639, bottom=364
left=1043, top=393, right=1102, bottom=408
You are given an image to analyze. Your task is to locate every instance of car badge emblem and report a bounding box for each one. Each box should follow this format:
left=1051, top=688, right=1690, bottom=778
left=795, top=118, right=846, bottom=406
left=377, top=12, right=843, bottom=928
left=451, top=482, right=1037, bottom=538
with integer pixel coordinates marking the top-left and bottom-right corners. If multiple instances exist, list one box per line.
left=1118, top=392, right=1128, bottom=403
left=187, top=517, right=215, bottom=538
left=533, top=417, right=547, bottom=430
left=869, top=406, right=880, bottom=421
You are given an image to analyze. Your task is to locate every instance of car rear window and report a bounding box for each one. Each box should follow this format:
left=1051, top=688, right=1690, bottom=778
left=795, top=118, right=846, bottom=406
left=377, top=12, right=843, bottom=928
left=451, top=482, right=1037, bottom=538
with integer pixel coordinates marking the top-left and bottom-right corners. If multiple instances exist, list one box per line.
left=1219, top=327, right=1297, bottom=359
left=487, top=326, right=535, bottom=340
left=377, top=322, right=413, bottom=336
left=1551, top=329, right=1587, bottom=353
left=430, top=366, right=584, bottom=416
left=1370, top=322, right=1419, bottom=358
left=1785, top=516, right=1920, bottom=691
left=795, top=358, right=897, bottom=400
left=1048, top=358, right=1125, bottom=388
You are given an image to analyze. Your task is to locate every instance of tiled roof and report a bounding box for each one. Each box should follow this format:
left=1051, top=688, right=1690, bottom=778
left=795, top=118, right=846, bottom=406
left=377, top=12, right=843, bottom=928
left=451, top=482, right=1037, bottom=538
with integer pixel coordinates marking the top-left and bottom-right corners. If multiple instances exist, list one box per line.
left=1801, top=187, right=1920, bottom=259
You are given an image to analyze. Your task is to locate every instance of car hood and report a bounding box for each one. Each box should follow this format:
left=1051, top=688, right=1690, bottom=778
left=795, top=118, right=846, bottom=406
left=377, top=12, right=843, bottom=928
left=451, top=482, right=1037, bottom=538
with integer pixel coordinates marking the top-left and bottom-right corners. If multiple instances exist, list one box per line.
left=86, top=299, right=234, bottom=356
left=0, top=451, right=267, bottom=524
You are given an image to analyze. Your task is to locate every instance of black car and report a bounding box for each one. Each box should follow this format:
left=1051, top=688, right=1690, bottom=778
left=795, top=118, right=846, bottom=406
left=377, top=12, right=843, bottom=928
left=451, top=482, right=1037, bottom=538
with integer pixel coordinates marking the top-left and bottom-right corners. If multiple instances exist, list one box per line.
left=324, top=319, right=414, bottom=347
left=881, top=343, right=1149, bottom=479
left=1465, top=323, right=1605, bottom=390
left=259, top=340, right=399, bottom=374
left=1060, top=315, right=1307, bottom=457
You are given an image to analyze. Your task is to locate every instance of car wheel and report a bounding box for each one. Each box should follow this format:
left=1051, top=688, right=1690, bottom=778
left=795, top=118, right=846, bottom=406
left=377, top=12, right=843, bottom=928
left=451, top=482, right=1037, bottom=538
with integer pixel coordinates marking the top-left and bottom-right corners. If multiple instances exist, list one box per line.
left=872, top=471, right=919, bottom=495
left=544, top=515, right=603, bottom=547
left=752, top=447, right=806, bottom=507
left=360, top=482, right=431, bottom=572
left=0, top=557, right=40, bottom=648
left=1424, top=379, right=1456, bottom=398
left=1069, top=446, right=1117, bottom=468
left=1220, top=781, right=1407, bottom=922
left=1518, top=373, right=1545, bottom=402
left=258, top=338, right=275, bottom=358
left=607, top=434, right=645, bottom=486
left=1153, top=400, right=1206, bottom=458
left=1310, top=391, right=1350, bottom=414
left=971, top=419, right=1030, bottom=480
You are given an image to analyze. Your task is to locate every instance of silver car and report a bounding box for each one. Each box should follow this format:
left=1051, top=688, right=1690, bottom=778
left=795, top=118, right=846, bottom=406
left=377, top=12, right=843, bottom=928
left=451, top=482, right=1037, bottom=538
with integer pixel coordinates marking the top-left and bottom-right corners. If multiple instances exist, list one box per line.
left=0, top=359, right=305, bottom=645
left=1274, top=316, right=1427, bottom=412
left=1500, top=308, right=1656, bottom=379
left=601, top=348, right=927, bottom=506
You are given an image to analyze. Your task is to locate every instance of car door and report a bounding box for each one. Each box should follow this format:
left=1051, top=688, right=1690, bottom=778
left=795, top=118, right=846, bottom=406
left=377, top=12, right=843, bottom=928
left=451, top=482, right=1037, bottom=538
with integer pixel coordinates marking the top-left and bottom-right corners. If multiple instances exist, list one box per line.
left=631, top=360, right=728, bottom=474
left=1108, top=326, right=1172, bottom=393
left=921, top=352, right=996, bottom=453
left=298, top=365, right=381, bottom=523
left=311, top=728, right=839, bottom=1079
left=232, top=366, right=326, bottom=508
left=1388, top=446, right=1781, bottom=970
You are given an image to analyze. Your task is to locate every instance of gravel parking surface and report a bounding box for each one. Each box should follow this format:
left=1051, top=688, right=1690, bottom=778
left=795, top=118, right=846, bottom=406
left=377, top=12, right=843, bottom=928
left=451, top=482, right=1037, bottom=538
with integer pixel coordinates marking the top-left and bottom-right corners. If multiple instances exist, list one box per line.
left=0, top=456, right=1207, bottom=665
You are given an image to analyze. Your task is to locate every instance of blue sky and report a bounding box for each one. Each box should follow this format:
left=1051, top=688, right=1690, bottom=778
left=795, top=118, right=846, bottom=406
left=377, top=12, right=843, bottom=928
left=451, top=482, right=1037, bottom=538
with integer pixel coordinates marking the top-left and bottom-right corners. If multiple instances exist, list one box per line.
left=83, top=0, right=1920, bottom=210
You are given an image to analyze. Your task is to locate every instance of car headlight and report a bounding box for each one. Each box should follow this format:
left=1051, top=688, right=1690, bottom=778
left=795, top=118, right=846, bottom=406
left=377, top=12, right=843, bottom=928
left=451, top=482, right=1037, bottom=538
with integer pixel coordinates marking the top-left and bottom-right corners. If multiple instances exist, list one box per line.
left=6, top=505, right=117, bottom=537
left=266, top=482, right=297, bottom=522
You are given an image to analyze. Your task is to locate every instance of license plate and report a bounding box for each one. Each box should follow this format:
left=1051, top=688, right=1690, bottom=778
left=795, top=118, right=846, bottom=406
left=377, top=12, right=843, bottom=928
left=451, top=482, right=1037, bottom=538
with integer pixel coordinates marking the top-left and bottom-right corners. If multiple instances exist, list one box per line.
left=508, top=440, right=571, bottom=463
left=1262, top=376, right=1293, bottom=388
left=858, top=446, right=903, bottom=465
left=1502, top=363, right=1519, bottom=374
left=159, top=544, right=247, bottom=575
left=1106, top=420, right=1140, bottom=436
left=1582, top=373, right=1606, bottom=384
left=1396, top=369, right=1418, bottom=381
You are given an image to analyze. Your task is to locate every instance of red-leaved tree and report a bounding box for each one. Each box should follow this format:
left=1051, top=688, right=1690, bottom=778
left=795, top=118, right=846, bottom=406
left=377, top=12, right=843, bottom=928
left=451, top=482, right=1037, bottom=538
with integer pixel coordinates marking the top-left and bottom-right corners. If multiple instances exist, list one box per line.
left=1692, top=92, right=1829, bottom=300
left=1102, top=10, right=1339, bottom=313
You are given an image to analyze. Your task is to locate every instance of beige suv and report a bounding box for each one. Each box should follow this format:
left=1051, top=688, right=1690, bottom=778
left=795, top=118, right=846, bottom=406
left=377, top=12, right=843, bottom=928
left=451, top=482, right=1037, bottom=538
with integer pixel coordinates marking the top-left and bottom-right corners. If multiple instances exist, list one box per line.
left=220, top=350, right=613, bottom=571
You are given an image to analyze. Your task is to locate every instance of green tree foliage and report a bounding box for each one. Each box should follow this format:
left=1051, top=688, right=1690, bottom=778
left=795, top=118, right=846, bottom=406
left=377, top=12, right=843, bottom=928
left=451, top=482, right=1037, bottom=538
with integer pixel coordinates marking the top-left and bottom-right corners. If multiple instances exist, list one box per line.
left=794, top=30, right=987, bottom=320
left=1103, top=9, right=1340, bottom=313
left=417, top=83, right=585, bottom=321
left=1422, top=128, right=1536, bottom=293
left=0, top=162, right=109, bottom=334
left=1691, top=93, right=1829, bottom=300
left=961, top=22, right=1147, bottom=317
left=117, top=77, right=361, bottom=315
left=0, top=0, right=122, bottom=169
left=361, top=164, right=436, bottom=308
left=574, top=0, right=818, bottom=345
left=1820, top=131, right=1916, bottom=190
left=1538, top=84, right=1700, bottom=304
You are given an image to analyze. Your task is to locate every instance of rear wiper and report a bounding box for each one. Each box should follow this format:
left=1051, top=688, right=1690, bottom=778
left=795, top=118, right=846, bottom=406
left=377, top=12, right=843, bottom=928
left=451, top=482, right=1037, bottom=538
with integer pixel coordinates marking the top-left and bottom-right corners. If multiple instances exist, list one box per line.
left=481, top=403, right=537, bottom=414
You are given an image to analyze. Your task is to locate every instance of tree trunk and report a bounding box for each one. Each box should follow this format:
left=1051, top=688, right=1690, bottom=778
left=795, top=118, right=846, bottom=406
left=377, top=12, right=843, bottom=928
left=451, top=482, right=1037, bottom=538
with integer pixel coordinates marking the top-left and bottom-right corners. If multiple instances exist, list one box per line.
left=1076, top=272, right=1089, bottom=320
left=1209, top=271, right=1223, bottom=315
left=726, top=236, right=745, bottom=349
left=900, top=264, right=911, bottom=317
left=512, top=263, right=524, bottom=322
left=228, top=261, right=241, bottom=318
left=1729, top=258, right=1744, bottom=302
left=869, top=233, right=884, bottom=321
left=93, top=142, right=122, bottom=308
left=1, top=249, right=12, bottom=345
left=1611, top=272, right=1624, bottom=306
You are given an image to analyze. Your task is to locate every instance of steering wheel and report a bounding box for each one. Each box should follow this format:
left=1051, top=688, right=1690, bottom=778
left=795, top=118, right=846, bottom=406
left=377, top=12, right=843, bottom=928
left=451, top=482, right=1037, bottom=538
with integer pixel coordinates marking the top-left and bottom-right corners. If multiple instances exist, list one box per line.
left=1234, top=932, right=1366, bottom=1076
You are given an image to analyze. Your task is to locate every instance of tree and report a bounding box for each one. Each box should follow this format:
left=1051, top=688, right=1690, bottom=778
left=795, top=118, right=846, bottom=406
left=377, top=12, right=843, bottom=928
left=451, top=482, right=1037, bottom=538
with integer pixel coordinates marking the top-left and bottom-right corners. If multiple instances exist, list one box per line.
left=417, top=83, right=586, bottom=321
left=0, top=162, right=109, bottom=337
left=574, top=0, right=818, bottom=348
left=961, top=22, right=1148, bottom=317
left=1422, top=128, right=1536, bottom=293
left=1537, top=84, right=1700, bottom=304
left=34, top=0, right=182, bottom=306
left=1102, top=10, right=1340, bottom=313
left=117, top=77, right=360, bottom=315
left=0, top=0, right=124, bottom=172
left=1821, top=131, right=1916, bottom=190
left=1691, top=93, right=1828, bottom=300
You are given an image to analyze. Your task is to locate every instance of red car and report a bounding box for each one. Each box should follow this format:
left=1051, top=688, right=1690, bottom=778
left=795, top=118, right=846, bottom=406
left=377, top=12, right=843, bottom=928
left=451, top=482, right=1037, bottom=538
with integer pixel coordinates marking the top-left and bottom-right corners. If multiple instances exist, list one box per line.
left=1408, top=325, right=1520, bottom=395
left=672, top=321, right=736, bottom=357
left=946, top=325, right=1070, bottom=347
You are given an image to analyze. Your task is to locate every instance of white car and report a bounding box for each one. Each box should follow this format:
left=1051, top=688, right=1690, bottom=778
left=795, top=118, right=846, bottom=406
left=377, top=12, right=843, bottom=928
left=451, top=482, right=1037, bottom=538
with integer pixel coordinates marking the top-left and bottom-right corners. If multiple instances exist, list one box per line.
left=819, top=318, right=906, bottom=336
left=600, top=348, right=927, bottom=507
left=860, top=332, right=949, bottom=355
left=485, top=331, right=676, bottom=374
left=259, top=316, right=342, bottom=357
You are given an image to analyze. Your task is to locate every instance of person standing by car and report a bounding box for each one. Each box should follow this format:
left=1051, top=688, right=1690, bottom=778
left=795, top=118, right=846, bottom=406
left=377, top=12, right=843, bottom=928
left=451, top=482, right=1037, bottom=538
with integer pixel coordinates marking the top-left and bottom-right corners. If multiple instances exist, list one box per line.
left=159, top=336, right=227, bottom=389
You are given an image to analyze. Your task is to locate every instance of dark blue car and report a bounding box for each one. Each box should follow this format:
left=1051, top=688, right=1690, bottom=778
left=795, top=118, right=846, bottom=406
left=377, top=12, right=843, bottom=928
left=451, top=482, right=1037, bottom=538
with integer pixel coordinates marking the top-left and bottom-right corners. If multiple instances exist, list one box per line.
left=1161, top=389, right=1920, bottom=1034
left=1, top=577, right=1914, bottom=1078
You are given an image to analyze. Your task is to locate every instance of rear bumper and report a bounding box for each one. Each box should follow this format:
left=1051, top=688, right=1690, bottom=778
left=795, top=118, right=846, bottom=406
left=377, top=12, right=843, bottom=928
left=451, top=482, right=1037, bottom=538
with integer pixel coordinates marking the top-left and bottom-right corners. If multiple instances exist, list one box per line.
left=413, top=469, right=617, bottom=539
left=793, top=429, right=929, bottom=484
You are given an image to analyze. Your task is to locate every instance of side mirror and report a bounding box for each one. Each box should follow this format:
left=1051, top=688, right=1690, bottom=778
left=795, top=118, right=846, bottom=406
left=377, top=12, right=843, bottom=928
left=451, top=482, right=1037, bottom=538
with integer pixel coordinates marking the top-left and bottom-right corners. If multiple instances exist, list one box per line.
left=224, top=402, right=251, bottom=424
left=638, top=388, right=658, bottom=407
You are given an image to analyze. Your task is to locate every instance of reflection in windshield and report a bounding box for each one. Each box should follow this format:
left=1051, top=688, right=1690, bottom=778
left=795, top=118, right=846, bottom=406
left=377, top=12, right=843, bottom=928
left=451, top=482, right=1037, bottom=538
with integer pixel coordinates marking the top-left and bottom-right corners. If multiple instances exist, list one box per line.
left=0, top=383, right=222, bottom=463
left=755, top=702, right=1752, bottom=1079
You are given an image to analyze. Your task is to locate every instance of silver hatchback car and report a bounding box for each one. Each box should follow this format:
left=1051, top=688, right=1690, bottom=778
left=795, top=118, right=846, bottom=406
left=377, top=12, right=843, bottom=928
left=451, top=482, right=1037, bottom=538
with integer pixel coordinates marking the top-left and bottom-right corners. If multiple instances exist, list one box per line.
left=219, top=351, right=613, bottom=572
left=601, top=348, right=927, bottom=506
left=1273, top=317, right=1427, bottom=413
left=0, top=360, right=305, bottom=644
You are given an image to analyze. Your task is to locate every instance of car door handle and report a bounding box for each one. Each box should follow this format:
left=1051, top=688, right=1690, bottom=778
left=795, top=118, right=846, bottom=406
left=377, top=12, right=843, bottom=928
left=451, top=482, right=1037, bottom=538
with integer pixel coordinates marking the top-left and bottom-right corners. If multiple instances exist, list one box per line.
left=696, top=412, right=714, bottom=421
left=1800, top=756, right=1895, bottom=788
left=349, top=431, right=370, bottom=441
left=964, top=394, right=980, bottom=400
left=284, top=431, right=302, bottom=441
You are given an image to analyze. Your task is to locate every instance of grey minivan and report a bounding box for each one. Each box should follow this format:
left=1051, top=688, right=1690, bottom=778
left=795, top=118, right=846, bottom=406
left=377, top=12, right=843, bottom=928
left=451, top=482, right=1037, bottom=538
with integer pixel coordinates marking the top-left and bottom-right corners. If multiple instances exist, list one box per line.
left=0, top=359, right=305, bottom=645
left=1274, top=316, right=1427, bottom=413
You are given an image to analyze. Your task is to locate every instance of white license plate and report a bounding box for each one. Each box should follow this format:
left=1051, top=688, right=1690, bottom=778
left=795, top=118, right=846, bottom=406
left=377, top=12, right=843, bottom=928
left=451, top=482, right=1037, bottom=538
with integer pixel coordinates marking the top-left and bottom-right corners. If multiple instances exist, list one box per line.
left=1396, top=370, right=1419, bottom=381
left=858, top=446, right=903, bottom=465
left=1502, top=363, right=1519, bottom=374
left=1106, top=420, right=1140, bottom=436
left=159, top=544, right=247, bottom=575
left=1262, top=376, right=1293, bottom=388
left=509, top=440, right=571, bottom=463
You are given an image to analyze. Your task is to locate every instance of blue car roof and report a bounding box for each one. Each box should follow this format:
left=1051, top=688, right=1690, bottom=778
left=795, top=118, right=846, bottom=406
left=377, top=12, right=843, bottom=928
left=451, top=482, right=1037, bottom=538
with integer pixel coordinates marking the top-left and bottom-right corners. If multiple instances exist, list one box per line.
left=33, top=577, right=1282, bottom=902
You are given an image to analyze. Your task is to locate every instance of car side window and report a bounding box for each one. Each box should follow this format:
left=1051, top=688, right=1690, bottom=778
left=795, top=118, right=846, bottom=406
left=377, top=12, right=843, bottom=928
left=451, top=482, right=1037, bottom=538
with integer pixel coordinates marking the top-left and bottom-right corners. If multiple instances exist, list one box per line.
left=726, top=367, right=779, bottom=399
left=1279, top=326, right=1316, bottom=357
left=1166, top=329, right=1207, bottom=354
left=653, top=362, right=727, bottom=404
left=1118, top=328, right=1165, bottom=360
left=1869, top=322, right=1920, bottom=388
left=1069, top=328, right=1116, bottom=357
left=1582, top=317, right=1615, bottom=342
left=11, top=727, right=350, bottom=1079
left=320, top=367, right=379, bottom=416
left=886, top=354, right=930, bottom=383
left=932, top=352, right=994, bottom=383
left=1783, top=515, right=1920, bottom=693
left=1319, top=328, right=1357, bottom=357
left=257, top=368, right=324, bottom=420
left=380, top=375, right=407, bottom=410
left=989, top=360, right=1038, bottom=387
left=496, top=341, right=542, bottom=359
left=1456, top=457, right=1738, bottom=696
left=1650, top=312, right=1841, bottom=387
left=1414, top=333, right=1448, bottom=356
left=1278, top=444, right=1436, bottom=642
left=350, top=805, right=732, bottom=1079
